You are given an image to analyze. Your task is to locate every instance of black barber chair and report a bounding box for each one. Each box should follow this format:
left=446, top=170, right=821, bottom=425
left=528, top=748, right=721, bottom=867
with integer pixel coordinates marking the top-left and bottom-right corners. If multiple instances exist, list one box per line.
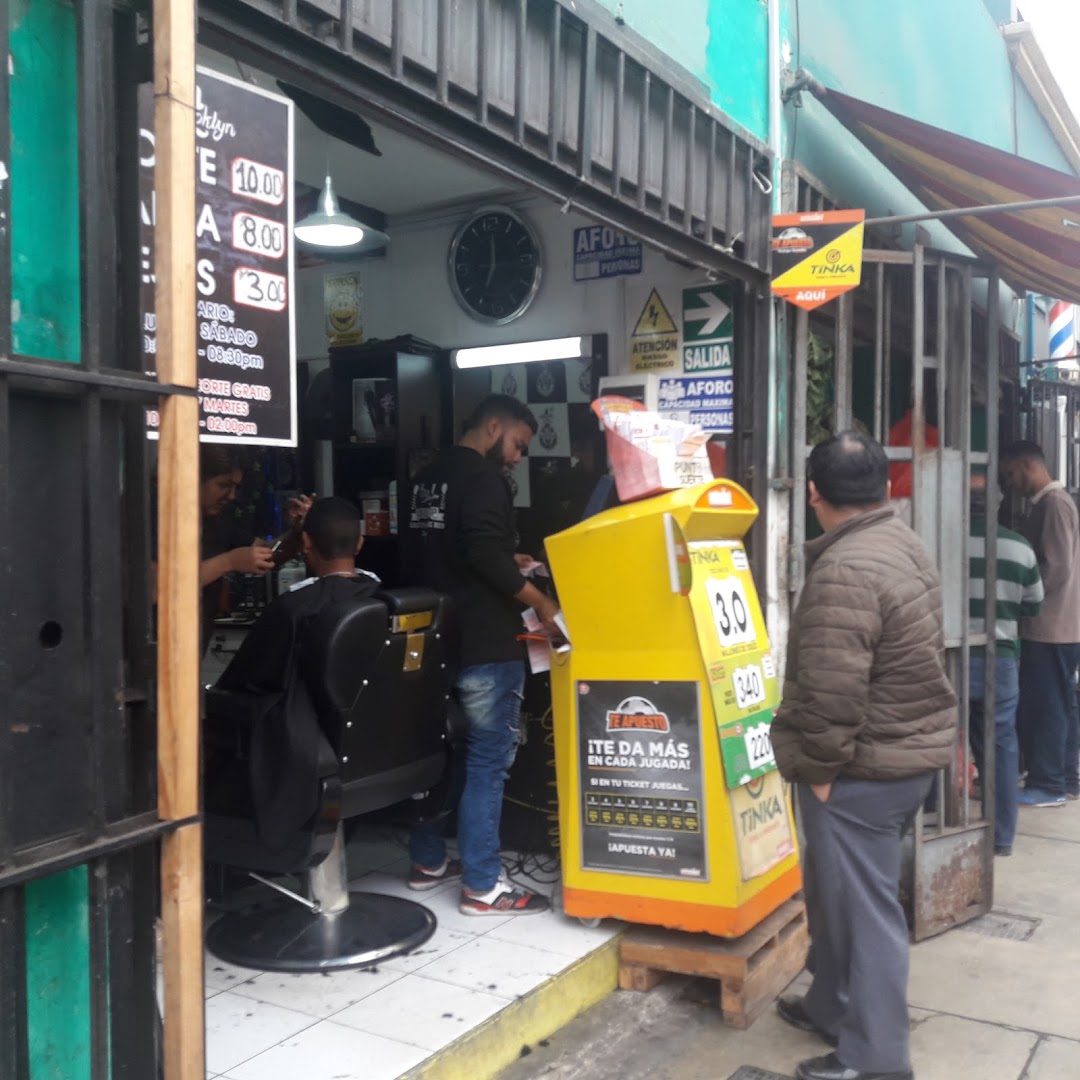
left=204, top=587, right=456, bottom=973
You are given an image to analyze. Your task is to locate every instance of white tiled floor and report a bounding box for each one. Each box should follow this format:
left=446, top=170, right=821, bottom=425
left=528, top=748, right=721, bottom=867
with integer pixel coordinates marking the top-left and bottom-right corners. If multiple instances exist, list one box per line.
left=202, top=827, right=622, bottom=1080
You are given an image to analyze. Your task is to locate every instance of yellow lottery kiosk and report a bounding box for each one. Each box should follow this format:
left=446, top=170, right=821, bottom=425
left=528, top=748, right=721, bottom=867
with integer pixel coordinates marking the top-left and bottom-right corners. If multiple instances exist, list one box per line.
left=545, top=479, right=801, bottom=938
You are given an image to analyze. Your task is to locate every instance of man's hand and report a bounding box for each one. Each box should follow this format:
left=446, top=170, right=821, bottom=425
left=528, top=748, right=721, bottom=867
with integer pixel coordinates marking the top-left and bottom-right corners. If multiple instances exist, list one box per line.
left=285, top=493, right=315, bottom=529
left=810, top=782, right=832, bottom=804
left=535, top=596, right=562, bottom=641
left=233, top=540, right=275, bottom=575
left=514, top=553, right=536, bottom=571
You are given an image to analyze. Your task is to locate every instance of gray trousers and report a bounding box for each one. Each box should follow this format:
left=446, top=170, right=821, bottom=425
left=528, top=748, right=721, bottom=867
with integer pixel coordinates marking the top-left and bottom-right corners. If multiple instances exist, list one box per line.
left=798, top=774, right=931, bottom=1074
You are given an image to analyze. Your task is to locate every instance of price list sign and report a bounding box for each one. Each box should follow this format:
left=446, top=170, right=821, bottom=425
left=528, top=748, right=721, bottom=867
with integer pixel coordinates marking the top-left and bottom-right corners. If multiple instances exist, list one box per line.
left=686, top=539, right=780, bottom=789
left=139, top=68, right=297, bottom=446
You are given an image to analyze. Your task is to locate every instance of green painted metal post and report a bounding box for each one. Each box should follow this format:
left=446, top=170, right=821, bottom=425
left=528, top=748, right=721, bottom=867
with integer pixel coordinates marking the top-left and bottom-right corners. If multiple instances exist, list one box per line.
left=10, top=0, right=81, bottom=363
left=10, top=0, right=94, bottom=1076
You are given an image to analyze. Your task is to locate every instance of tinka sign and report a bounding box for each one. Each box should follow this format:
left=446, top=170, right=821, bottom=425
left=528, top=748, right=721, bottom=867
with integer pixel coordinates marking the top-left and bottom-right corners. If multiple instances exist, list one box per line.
left=771, top=209, right=865, bottom=312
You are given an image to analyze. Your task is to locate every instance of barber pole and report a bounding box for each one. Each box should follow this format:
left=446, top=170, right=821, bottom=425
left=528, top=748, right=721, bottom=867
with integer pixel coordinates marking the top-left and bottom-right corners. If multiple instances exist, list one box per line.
left=1049, top=300, right=1076, bottom=368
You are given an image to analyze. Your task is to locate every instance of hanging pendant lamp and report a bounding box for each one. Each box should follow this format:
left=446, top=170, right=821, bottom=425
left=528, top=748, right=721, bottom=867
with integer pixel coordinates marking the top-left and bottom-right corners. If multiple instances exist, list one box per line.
left=294, top=174, right=365, bottom=248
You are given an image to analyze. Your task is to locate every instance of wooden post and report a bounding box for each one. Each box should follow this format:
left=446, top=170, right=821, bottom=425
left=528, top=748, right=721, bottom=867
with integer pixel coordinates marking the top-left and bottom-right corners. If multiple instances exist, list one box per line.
left=153, top=0, right=202, bottom=1073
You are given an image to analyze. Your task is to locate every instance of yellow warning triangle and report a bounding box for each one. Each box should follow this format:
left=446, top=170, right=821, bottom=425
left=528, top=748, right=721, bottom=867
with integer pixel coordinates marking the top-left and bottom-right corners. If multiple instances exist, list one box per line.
left=632, top=289, right=678, bottom=336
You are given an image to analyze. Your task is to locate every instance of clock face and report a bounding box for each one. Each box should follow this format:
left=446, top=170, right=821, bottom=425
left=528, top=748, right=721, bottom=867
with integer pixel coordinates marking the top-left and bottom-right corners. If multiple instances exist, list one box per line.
left=448, top=207, right=542, bottom=324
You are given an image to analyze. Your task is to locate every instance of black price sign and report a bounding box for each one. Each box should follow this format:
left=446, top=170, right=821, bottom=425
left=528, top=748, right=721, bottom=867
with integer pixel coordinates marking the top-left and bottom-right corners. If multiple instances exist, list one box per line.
left=139, top=68, right=297, bottom=446
left=577, top=680, right=708, bottom=881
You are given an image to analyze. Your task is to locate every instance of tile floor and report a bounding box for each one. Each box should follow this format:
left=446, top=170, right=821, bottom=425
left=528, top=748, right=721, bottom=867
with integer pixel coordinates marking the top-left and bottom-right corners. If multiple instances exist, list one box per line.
left=202, top=828, right=622, bottom=1080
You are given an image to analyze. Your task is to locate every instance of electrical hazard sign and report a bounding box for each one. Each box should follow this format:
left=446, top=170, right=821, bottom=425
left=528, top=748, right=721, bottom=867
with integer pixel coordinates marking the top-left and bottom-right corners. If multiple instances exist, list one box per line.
left=630, top=288, right=680, bottom=373
left=771, top=209, right=865, bottom=311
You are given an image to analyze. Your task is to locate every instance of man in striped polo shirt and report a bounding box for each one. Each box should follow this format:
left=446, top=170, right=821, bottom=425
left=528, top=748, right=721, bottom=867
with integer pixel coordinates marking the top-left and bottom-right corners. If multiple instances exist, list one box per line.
left=969, top=474, right=1043, bottom=855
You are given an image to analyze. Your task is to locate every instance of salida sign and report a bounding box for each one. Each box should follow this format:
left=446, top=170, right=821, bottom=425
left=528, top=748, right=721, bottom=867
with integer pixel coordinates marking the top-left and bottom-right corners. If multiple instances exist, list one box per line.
left=770, top=209, right=865, bottom=312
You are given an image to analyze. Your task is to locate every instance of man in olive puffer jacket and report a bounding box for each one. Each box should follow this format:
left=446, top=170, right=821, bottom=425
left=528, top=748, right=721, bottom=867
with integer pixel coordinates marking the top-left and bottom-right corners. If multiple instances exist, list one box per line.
left=772, top=431, right=957, bottom=1080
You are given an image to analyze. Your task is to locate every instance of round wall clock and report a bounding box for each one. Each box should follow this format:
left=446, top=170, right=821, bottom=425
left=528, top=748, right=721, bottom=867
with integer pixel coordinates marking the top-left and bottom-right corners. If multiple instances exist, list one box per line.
left=448, top=205, right=542, bottom=325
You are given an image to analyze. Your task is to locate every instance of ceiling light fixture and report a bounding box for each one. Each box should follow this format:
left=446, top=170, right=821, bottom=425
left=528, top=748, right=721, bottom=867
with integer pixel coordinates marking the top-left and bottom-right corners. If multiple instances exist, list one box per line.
left=452, top=336, right=591, bottom=369
left=294, top=174, right=365, bottom=248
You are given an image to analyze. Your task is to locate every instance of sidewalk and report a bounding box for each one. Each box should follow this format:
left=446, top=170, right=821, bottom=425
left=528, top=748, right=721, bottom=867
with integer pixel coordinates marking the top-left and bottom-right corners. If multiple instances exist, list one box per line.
left=498, top=803, right=1080, bottom=1080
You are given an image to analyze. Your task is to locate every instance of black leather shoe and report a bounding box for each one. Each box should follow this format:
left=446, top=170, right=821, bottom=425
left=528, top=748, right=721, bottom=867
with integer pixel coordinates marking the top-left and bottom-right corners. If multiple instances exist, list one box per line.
left=776, top=997, right=839, bottom=1047
left=795, top=1051, right=914, bottom=1080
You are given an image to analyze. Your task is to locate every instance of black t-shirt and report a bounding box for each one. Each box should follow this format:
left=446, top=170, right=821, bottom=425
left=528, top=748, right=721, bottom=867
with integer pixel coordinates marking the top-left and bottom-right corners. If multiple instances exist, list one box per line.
left=216, top=573, right=381, bottom=694
left=406, top=445, right=525, bottom=667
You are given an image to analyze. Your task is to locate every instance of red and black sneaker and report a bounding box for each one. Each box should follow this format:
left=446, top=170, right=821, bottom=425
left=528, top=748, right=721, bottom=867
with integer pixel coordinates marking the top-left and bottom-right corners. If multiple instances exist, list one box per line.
left=459, top=876, right=551, bottom=917
left=407, top=858, right=463, bottom=892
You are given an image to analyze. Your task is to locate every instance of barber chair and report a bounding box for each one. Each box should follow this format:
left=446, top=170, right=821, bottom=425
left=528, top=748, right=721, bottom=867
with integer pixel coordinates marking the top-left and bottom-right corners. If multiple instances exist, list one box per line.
left=203, top=587, right=456, bottom=973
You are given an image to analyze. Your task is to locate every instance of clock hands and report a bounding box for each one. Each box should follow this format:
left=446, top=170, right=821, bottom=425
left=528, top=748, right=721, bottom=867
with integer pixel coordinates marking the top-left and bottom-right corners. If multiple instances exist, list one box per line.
left=486, top=234, right=496, bottom=287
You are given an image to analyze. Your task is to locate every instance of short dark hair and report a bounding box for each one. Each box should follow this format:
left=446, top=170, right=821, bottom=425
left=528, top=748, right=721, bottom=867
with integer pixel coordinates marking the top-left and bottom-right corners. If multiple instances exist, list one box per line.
left=200, top=445, right=242, bottom=482
left=463, top=394, right=538, bottom=435
left=303, top=497, right=361, bottom=560
left=1002, top=440, right=1045, bottom=465
left=808, top=430, right=889, bottom=508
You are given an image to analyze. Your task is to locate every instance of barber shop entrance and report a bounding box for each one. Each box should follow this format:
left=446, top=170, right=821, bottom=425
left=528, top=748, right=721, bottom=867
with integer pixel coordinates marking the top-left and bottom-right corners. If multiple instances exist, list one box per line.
left=780, top=166, right=1020, bottom=941
left=4, top=2, right=778, bottom=1079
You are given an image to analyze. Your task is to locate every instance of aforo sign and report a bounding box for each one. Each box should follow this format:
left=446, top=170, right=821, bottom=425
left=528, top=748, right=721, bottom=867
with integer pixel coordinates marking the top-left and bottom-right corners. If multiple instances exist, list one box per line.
left=770, top=209, right=865, bottom=311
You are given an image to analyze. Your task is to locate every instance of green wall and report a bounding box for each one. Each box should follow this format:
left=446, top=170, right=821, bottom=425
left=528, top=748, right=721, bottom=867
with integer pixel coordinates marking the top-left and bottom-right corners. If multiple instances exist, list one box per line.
left=10, top=0, right=81, bottom=362
left=593, top=0, right=770, bottom=143
left=785, top=0, right=1071, bottom=171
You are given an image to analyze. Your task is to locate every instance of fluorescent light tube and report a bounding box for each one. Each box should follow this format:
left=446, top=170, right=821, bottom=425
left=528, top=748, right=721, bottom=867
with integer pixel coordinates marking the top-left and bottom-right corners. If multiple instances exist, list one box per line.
left=452, top=336, right=589, bottom=369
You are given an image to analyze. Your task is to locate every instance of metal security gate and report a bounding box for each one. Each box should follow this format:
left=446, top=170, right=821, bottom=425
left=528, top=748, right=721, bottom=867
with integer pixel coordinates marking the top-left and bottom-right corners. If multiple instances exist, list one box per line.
left=784, top=230, right=1001, bottom=939
left=1024, top=378, right=1080, bottom=499
left=0, top=0, right=191, bottom=1075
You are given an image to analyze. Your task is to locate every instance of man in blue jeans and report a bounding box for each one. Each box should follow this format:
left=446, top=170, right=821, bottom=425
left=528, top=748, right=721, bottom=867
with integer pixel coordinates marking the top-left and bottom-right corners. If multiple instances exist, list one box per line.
left=967, top=474, right=1043, bottom=854
left=1002, top=442, right=1080, bottom=808
left=404, top=395, right=560, bottom=915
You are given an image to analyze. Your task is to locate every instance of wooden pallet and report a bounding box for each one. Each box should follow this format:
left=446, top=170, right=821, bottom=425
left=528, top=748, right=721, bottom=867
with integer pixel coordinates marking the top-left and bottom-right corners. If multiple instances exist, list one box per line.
left=618, top=898, right=809, bottom=1030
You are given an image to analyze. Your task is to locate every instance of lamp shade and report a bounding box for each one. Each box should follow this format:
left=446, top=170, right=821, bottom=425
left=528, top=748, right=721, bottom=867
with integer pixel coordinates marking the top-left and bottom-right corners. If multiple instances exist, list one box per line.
left=294, top=174, right=365, bottom=248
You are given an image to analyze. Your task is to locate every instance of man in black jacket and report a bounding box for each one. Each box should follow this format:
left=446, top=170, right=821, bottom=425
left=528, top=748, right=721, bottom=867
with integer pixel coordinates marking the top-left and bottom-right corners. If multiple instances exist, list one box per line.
left=406, top=395, right=559, bottom=915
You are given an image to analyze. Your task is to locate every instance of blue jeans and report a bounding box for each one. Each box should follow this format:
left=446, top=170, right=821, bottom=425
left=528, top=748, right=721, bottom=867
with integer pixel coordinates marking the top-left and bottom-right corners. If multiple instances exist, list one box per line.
left=409, top=661, right=525, bottom=892
left=1017, top=641, right=1080, bottom=798
left=968, top=654, right=1020, bottom=849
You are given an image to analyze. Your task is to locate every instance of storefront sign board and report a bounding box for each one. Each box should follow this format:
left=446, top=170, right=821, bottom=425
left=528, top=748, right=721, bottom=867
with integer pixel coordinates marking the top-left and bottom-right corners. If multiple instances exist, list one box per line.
left=577, top=679, right=708, bottom=881
left=771, top=209, right=865, bottom=312
left=140, top=68, right=297, bottom=446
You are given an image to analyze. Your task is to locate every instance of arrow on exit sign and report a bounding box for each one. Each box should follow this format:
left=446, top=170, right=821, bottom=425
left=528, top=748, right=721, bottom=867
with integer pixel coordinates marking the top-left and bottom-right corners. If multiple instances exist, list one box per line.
left=682, top=284, right=733, bottom=343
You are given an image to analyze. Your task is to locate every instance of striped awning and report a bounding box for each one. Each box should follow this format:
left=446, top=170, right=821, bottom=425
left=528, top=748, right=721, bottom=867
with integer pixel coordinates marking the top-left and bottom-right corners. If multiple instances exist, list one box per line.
left=815, top=86, right=1080, bottom=302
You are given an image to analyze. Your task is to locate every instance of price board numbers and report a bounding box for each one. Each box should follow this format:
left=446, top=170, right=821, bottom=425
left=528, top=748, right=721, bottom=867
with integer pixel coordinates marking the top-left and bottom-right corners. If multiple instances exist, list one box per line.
left=742, top=719, right=775, bottom=771
left=706, top=575, right=756, bottom=650
left=231, top=157, right=285, bottom=206
left=731, top=662, right=767, bottom=711
left=234, top=267, right=288, bottom=312
left=232, top=212, right=287, bottom=260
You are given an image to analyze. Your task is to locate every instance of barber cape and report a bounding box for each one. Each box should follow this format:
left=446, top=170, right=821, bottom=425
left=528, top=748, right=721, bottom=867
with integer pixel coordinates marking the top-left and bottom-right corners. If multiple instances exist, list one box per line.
left=211, top=573, right=381, bottom=849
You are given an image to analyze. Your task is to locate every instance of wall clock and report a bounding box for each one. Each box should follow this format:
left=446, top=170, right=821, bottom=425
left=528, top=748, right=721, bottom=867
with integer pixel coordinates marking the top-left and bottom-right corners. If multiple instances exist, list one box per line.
left=448, top=205, right=542, bottom=325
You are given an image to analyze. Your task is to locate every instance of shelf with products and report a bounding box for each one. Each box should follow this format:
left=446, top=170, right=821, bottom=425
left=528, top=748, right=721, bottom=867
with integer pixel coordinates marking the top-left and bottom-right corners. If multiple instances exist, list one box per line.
left=329, top=336, right=451, bottom=586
